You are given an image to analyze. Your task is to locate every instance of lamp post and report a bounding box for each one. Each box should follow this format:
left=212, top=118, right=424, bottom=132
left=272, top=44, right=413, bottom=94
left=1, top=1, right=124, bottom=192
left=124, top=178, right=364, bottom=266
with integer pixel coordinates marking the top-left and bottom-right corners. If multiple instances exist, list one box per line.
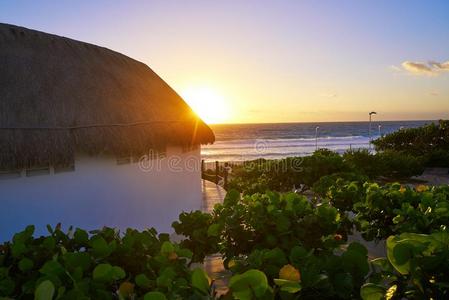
left=369, top=111, right=377, bottom=151
left=378, top=124, right=382, bottom=137
left=315, top=126, right=320, bottom=151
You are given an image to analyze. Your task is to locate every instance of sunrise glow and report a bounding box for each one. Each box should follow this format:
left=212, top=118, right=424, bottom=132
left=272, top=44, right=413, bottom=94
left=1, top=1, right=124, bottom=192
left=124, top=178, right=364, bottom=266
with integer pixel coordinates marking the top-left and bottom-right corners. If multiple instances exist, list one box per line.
left=181, top=86, right=230, bottom=124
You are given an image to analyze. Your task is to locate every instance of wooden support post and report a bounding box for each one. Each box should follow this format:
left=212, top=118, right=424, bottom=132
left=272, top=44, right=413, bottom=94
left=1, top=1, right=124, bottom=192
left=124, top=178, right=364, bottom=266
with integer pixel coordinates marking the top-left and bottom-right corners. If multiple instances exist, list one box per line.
left=224, top=162, right=228, bottom=190
left=201, top=159, right=205, bottom=174
left=215, top=161, right=219, bottom=184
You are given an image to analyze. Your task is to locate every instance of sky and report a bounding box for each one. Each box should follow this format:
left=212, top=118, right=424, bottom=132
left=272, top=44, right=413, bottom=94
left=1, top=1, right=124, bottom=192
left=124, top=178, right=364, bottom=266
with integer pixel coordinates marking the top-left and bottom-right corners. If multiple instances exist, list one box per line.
left=1, top=0, right=449, bottom=123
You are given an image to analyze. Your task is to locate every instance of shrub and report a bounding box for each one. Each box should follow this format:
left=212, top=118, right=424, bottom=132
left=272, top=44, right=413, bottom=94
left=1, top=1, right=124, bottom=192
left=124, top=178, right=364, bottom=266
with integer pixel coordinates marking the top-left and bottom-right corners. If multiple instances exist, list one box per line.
left=375, top=150, right=425, bottom=178
left=343, top=149, right=425, bottom=179
left=228, top=149, right=349, bottom=195
left=362, top=231, right=449, bottom=299
left=0, top=226, right=212, bottom=299
left=424, top=149, right=449, bottom=168
left=172, top=211, right=220, bottom=263
left=174, top=190, right=370, bottom=299
left=353, top=183, right=449, bottom=241
left=372, top=120, right=449, bottom=156
left=343, top=149, right=382, bottom=178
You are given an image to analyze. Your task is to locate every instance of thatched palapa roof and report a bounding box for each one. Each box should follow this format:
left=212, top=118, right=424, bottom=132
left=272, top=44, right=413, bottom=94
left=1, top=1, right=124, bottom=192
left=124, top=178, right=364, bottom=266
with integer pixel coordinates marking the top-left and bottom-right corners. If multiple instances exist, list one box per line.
left=0, top=23, right=214, bottom=170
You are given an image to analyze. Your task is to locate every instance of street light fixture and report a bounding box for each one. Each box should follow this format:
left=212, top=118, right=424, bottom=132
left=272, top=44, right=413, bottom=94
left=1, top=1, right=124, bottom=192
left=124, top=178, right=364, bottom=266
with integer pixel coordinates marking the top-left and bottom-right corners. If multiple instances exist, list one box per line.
left=369, top=111, right=377, bottom=151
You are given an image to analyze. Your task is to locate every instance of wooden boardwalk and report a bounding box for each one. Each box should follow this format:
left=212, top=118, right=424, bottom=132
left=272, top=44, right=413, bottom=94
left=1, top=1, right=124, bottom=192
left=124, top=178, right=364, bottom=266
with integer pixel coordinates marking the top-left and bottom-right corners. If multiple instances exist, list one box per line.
left=201, top=180, right=226, bottom=212
left=201, top=180, right=230, bottom=296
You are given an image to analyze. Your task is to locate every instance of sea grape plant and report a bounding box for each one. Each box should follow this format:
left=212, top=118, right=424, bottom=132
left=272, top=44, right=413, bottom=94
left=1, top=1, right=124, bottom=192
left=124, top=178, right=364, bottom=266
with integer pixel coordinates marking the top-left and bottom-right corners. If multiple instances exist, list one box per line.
left=0, top=225, right=213, bottom=299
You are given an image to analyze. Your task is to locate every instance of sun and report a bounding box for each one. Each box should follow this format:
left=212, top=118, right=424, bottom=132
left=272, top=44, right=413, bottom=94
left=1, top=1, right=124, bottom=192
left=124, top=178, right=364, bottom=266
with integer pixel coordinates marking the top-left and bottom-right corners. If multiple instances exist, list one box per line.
left=181, top=86, right=230, bottom=124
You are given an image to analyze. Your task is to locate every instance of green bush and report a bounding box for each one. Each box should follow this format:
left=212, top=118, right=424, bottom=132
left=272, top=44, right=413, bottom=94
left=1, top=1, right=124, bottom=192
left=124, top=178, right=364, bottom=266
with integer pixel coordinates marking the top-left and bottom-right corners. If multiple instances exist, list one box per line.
left=343, top=150, right=382, bottom=179
left=0, top=226, right=212, bottom=299
left=362, top=231, right=449, bottom=299
left=373, top=120, right=449, bottom=156
left=172, top=211, right=220, bottom=263
left=228, top=149, right=349, bottom=195
left=3, top=177, right=449, bottom=299
left=229, top=148, right=427, bottom=196
left=424, top=149, right=449, bottom=168
left=353, top=183, right=449, bottom=241
left=375, top=150, right=425, bottom=178
left=174, top=190, right=370, bottom=299
left=343, top=149, right=425, bottom=179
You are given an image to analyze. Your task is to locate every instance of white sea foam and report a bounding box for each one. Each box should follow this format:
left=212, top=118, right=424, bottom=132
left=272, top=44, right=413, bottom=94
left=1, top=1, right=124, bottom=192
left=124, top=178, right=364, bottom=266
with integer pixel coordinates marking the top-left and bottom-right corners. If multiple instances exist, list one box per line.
left=201, top=121, right=432, bottom=162
left=202, top=136, right=371, bottom=161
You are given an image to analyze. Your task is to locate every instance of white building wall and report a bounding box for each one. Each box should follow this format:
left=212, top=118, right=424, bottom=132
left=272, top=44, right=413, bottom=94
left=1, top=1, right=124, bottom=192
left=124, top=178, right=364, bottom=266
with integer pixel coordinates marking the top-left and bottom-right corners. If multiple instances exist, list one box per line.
left=0, top=146, right=202, bottom=241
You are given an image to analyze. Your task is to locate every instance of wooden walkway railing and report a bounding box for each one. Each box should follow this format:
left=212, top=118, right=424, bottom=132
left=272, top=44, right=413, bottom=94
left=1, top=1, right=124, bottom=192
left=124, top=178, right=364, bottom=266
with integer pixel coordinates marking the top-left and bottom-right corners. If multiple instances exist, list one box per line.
left=201, top=160, right=230, bottom=190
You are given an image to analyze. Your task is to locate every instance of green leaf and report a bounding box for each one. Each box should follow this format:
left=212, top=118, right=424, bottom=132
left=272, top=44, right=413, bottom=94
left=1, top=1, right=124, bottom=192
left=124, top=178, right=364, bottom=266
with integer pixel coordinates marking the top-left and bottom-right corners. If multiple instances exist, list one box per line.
left=207, top=224, right=220, bottom=237
left=111, top=266, right=126, bottom=280
left=35, top=280, right=55, bottom=300
left=13, top=225, right=35, bottom=243
left=224, top=189, right=240, bottom=205
left=176, top=248, right=193, bottom=259
left=347, top=242, right=368, bottom=257
left=191, top=268, right=210, bottom=295
left=160, top=241, right=174, bottom=256
left=360, top=283, right=385, bottom=300
left=144, top=292, right=167, bottom=300
left=273, top=279, right=301, bottom=293
left=135, top=273, right=151, bottom=288
left=74, top=229, right=89, bottom=244
left=289, top=246, right=309, bottom=265
left=386, top=236, right=413, bottom=275
left=90, top=236, right=111, bottom=258
left=0, top=278, right=15, bottom=296
left=56, top=286, right=66, bottom=299
left=370, top=257, right=393, bottom=273
left=39, top=261, right=64, bottom=277
left=92, top=264, right=124, bottom=282
left=156, top=267, right=176, bottom=288
left=18, top=258, right=34, bottom=272
left=263, top=248, right=288, bottom=266
left=342, top=246, right=369, bottom=277
left=229, top=269, right=269, bottom=300
left=42, top=237, right=56, bottom=250
left=92, top=264, right=112, bottom=282
left=11, top=241, right=26, bottom=258
left=63, top=252, right=91, bottom=271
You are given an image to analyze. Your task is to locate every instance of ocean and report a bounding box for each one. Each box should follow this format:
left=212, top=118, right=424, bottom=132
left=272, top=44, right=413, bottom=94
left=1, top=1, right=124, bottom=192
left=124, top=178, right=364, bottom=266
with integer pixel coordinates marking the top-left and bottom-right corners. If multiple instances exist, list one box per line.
left=202, top=120, right=434, bottom=162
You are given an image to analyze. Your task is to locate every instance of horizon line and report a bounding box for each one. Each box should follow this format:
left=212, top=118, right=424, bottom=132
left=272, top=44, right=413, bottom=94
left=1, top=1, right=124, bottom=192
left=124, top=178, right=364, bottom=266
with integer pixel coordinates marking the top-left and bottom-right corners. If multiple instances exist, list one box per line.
left=207, top=118, right=441, bottom=126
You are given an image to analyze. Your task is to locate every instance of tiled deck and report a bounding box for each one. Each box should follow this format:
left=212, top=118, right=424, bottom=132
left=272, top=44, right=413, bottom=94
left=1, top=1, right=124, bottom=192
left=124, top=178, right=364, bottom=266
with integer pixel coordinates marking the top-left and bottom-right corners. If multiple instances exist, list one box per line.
left=201, top=180, right=230, bottom=296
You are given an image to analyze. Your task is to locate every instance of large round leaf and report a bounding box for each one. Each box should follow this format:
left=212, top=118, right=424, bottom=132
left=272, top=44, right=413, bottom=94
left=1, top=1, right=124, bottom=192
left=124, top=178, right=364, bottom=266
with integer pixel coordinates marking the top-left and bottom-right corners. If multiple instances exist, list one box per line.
left=35, top=280, right=55, bottom=300
left=360, top=283, right=385, bottom=300
left=191, top=268, right=211, bottom=295
left=386, top=236, right=413, bottom=275
left=229, top=269, right=269, bottom=300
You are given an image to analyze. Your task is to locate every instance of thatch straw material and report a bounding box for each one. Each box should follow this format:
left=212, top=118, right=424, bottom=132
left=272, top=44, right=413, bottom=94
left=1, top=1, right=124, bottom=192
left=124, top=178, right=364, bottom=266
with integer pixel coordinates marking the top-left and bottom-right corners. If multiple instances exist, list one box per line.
left=0, top=24, right=214, bottom=170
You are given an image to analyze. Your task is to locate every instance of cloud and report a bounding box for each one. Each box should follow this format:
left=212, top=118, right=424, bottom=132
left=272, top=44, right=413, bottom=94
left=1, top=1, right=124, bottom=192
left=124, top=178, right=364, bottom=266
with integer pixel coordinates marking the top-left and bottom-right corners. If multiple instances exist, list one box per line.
left=394, top=60, right=449, bottom=76
left=430, top=91, right=439, bottom=96
left=319, top=93, right=338, bottom=98
left=429, top=60, right=449, bottom=71
left=389, top=65, right=402, bottom=72
left=401, top=61, right=435, bottom=75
